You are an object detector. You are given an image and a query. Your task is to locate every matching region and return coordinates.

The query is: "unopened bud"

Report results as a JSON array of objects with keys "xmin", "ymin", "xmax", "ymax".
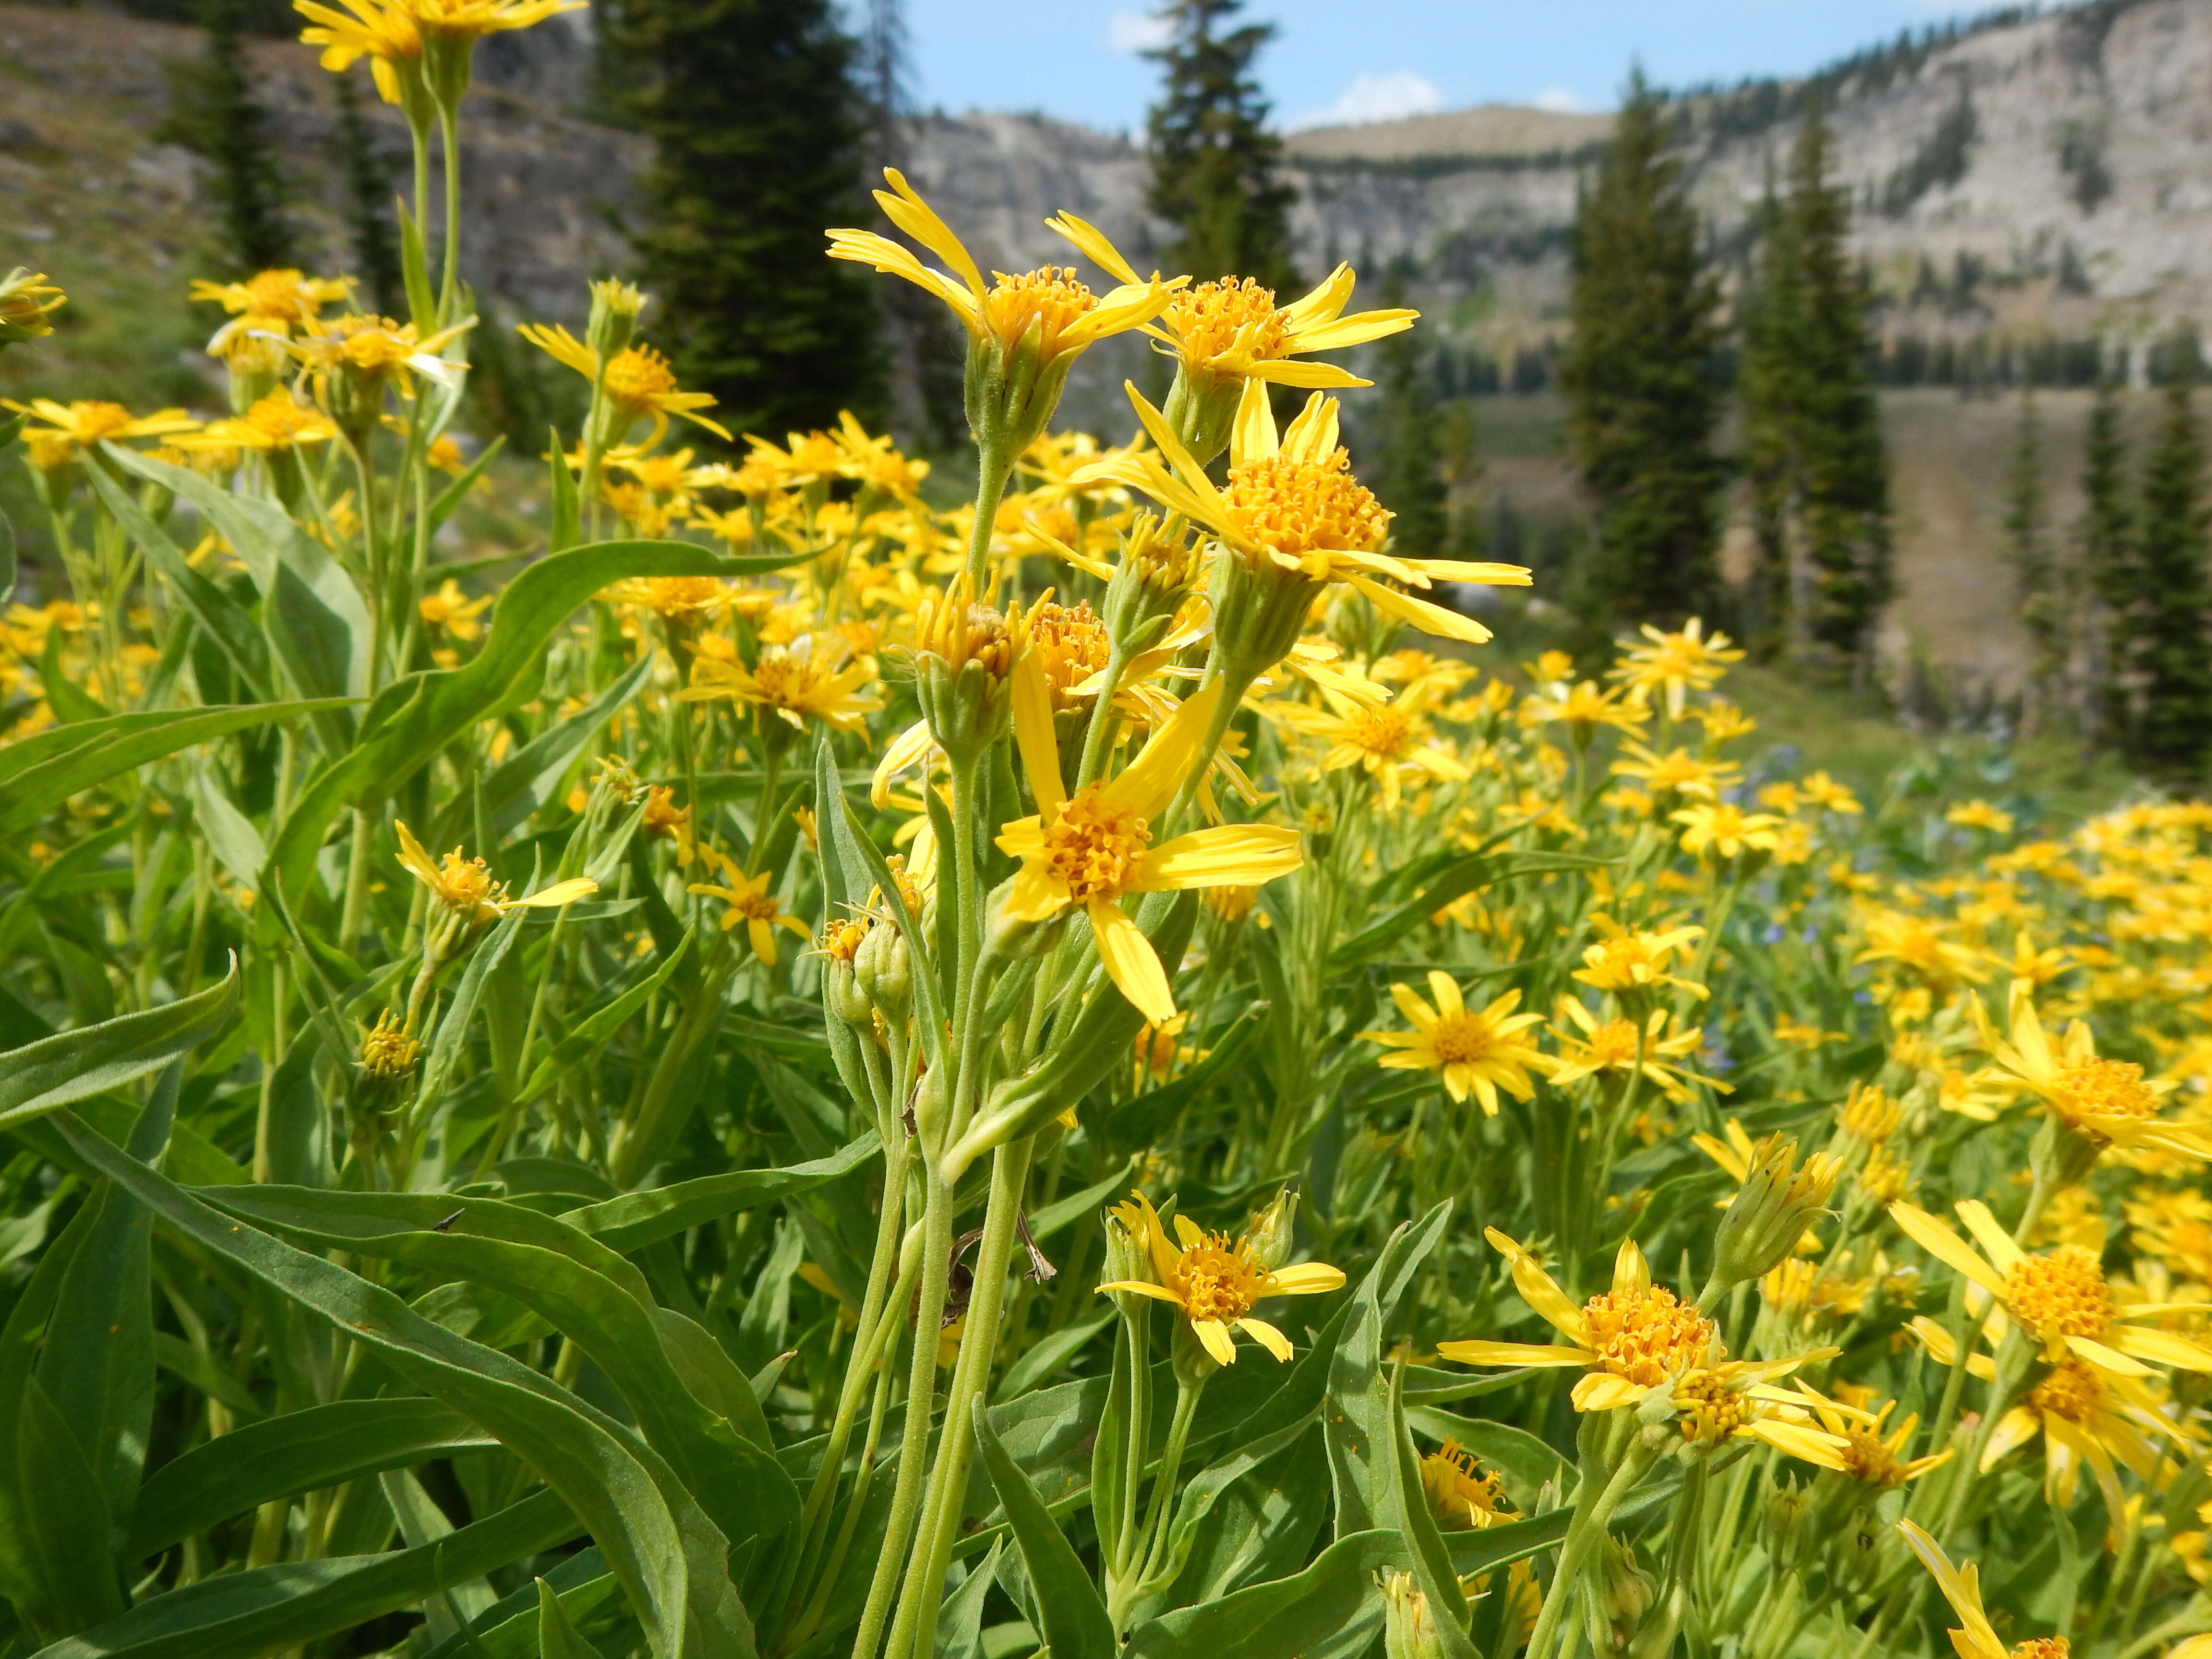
[
  {"xmin": 587, "ymin": 279, "xmax": 646, "ymax": 361},
  {"xmin": 1380, "ymin": 1572, "xmax": 1444, "ymax": 1659},
  {"xmin": 1597, "ymin": 1534, "xmax": 1656, "ymax": 1651},
  {"xmin": 1244, "ymin": 1187, "xmax": 1300, "ymax": 1273},
  {"xmin": 854, "ymin": 918, "xmax": 912, "ymax": 1015},
  {"xmin": 1711, "ymin": 1134, "xmax": 1841, "ymax": 1293}
]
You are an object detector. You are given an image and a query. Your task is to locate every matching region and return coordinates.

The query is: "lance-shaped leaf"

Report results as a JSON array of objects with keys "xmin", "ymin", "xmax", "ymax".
[
  {"xmin": 974, "ymin": 1398, "xmax": 1113, "ymax": 1659},
  {"xmin": 0, "ymin": 966, "xmax": 237, "ymax": 1132},
  {"xmin": 1122, "ymin": 1528, "xmax": 1408, "ymax": 1659}
]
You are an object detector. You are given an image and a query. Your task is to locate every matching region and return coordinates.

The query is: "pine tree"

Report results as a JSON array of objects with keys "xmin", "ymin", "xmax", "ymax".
[
  {"xmin": 2128, "ymin": 332, "xmax": 2212, "ymax": 781},
  {"xmin": 1556, "ymin": 73, "xmax": 1724, "ymax": 625},
  {"xmin": 2002, "ymin": 386, "xmax": 2066, "ymax": 730},
  {"xmin": 1373, "ymin": 269, "xmax": 1446, "ymax": 557},
  {"xmin": 1736, "ymin": 183, "xmax": 1799, "ymax": 660},
  {"xmin": 601, "ymin": 0, "xmax": 883, "ymax": 438},
  {"xmin": 2078, "ymin": 373, "xmax": 2136, "ymax": 747},
  {"xmin": 160, "ymin": 0, "xmax": 293, "ymax": 274},
  {"xmin": 1786, "ymin": 108, "xmax": 1892, "ymax": 683},
  {"xmin": 1144, "ymin": 0, "xmax": 1296, "ymax": 287},
  {"xmin": 331, "ymin": 71, "xmax": 404, "ymax": 316}
]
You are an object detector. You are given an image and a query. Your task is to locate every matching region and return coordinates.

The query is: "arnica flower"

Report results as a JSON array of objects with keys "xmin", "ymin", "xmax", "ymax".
[
  {"xmin": 298, "ymin": 0, "xmax": 580, "ymax": 108},
  {"xmin": 1973, "ymin": 978, "xmax": 2212, "ymax": 1163},
  {"xmin": 358, "ymin": 1009, "xmax": 421, "ymax": 1081},
  {"xmin": 1077, "ymin": 379, "xmax": 1530, "ymax": 656},
  {"xmin": 1607, "ymin": 618, "xmax": 1745, "ymax": 720},
  {"xmin": 1609, "ymin": 742, "xmax": 1739, "ymax": 805},
  {"xmin": 1358, "ymin": 973, "xmax": 1551, "ymax": 1114},
  {"xmin": 999, "ymin": 671, "xmax": 1303, "ymax": 1024},
  {"xmin": 1672, "ymin": 801, "xmax": 1785, "ymax": 864},
  {"xmin": 679, "ymin": 636, "xmax": 882, "ymax": 735},
  {"xmin": 1572, "ymin": 914, "xmax": 1708, "ymax": 1003},
  {"xmin": 1911, "ymin": 1322, "xmax": 2184, "ymax": 1522},
  {"xmin": 1795, "ymin": 1389, "xmax": 1952, "ymax": 1489},
  {"xmin": 599, "ymin": 575, "xmax": 735, "ymax": 624},
  {"xmin": 1440, "ymin": 1232, "xmax": 1721, "ymax": 1410},
  {"xmin": 1660, "ymin": 1365, "xmax": 1854, "ymax": 1470},
  {"xmin": 688, "ymin": 868, "xmax": 811, "ymax": 966},
  {"xmin": 418, "ymin": 578, "xmax": 491, "ymax": 641},
  {"xmin": 0, "ymin": 269, "xmax": 66, "ymax": 346},
  {"xmin": 1890, "ymin": 1198, "xmax": 2212, "ymax": 1376},
  {"xmin": 174, "ymin": 390, "xmax": 341, "ymax": 456},
  {"xmin": 1418, "ymin": 1440, "xmax": 1517, "ymax": 1529},
  {"xmin": 1095, "ymin": 1190, "xmax": 1344, "ymax": 1366},
  {"xmin": 191, "ymin": 268, "xmax": 354, "ymax": 353},
  {"xmin": 4, "ymin": 398, "xmax": 199, "ymax": 463},
  {"xmin": 288, "ymin": 313, "xmax": 472, "ymax": 396},
  {"xmin": 1547, "ymin": 1001, "xmax": 1722, "ymax": 1104},
  {"xmin": 1273, "ymin": 682, "xmax": 1470, "ymax": 813},
  {"xmin": 394, "ymin": 820, "xmax": 595, "ymax": 926},
  {"xmin": 518, "ymin": 323, "xmax": 733, "ymax": 445},
  {"xmin": 1521, "ymin": 679, "xmax": 1648, "ymax": 744},
  {"xmin": 1898, "ymin": 1521, "xmax": 2072, "ymax": 1659}
]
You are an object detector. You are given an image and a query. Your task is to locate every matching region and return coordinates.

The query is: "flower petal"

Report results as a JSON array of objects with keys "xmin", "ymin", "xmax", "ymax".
[{"xmin": 1091, "ymin": 899, "xmax": 1177, "ymax": 1024}]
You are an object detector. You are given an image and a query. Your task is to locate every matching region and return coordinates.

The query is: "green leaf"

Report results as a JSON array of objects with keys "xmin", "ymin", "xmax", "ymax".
[
  {"xmin": 0, "ymin": 704, "xmax": 353, "ymax": 837},
  {"xmin": 972, "ymin": 1397, "xmax": 1114, "ymax": 1659},
  {"xmin": 427, "ymin": 434, "xmax": 505, "ymax": 536},
  {"xmin": 51, "ymin": 1111, "xmax": 752, "ymax": 1659},
  {"xmin": 192, "ymin": 765, "xmax": 268, "ymax": 895},
  {"xmin": 1330, "ymin": 852, "xmax": 1615, "ymax": 969},
  {"xmin": 127, "ymin": 1398, "xmax": 496, "ymax": 1558},
  {"xmin": 1140, "ymin": 1413, "xmax": 1317, "ymax": 1613},
  {"xmin": 539, "ymin": 1575, "xmax": 612, "ymax": 1659},
  {"xmin": 82, "ymin": 460, "xmax": 272, "ymax": 701},
  {"xmin": 264, "ymin": 538, "xmax": 811, "ymax": 906},
  {"xmin": 1122, "ymin": 1528, "xmax": 1406, "ymax": 1659},
  {"xmin": 937, "ymin": 1543, "xmax": 1002, "ymax": 1659},
  {"xmin": 559, "ymin": 1130, "xmax": 878, "ymax": 1255},
  {"xmin": 516, "ymin": 930, "xmax": 693, "ymax": 1105},
  {"xmin": 486, "ymin": 649, "xmax": 655, "ymax": 835},
  {"xmin": 36, "ymin": 1489, "xmax": 581, "ymax": 1659},
  {"xmin": 0, "ymin": 1196, "xmax": 92, "ymax": 1633},
  {"xmin": 1403, "ymin": 1409, "xmax": 1564, "ymax": 1507},
  {"xmin": 16, "ymin": 1371, "xmax": 124, "ymax": 1635},
  {"xmin": 0, "ymin": 966, "xmax": 238, "ymax": 1131}
]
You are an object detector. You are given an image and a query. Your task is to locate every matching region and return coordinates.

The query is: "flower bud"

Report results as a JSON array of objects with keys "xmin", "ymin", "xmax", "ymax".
[
  {"xmin": 1597, "ymin": 1534, "xmax": 1656, "ymax": 1653},
  {"xmin": 1207, "ymin": 545, "xmax": 1325, "ymax": 686},
  {"xmin": 913, "ymin": 578, "xmax": 1017, "ymax": 764},
  {"xmin": 1380, "ymin": 1572, "xmax": 1444, "ymax": 1659},
  {"xmin": 587, "ymin": 279, "xmax": 646, "ymax": 363},
  {"xmin": 1161, "ymin": 364, "xmax": 1243, "ymax": 470},
  {"xmin": 1243, "ymin": 1187, "xmax": 1300, "ymax": 1274},
  {"xmin": 1101, "ymin": 513, "xmax": 1201, "ymax": 654},
  {"xmin": 854, "ymin": 918, "xmax": 912, "ymax": 1016},
  {"xmin": 1710, "ymin": 1133, "xmax": 1842, "ymax": 1294}
]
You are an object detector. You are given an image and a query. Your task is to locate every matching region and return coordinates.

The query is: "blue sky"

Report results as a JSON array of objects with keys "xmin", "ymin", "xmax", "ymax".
[{"xmin": 901, "ymin": 0, "xmax": 1987, "ymax": 133}]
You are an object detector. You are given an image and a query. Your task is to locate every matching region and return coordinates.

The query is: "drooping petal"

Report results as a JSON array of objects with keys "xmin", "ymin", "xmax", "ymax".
[
  {"xmin": 873, "ymin": 169, "xmax": 985, "ymax": 298},
  {"xmin": 1236, "ymin": 1316, "xmax": 1293, "ymax": 1361},
  {"xmin": 1101, "ymin": 676, "xmax": 1224, "ymax": 822},
  {"xmin": 1571, "ymin": 1372, "xmax": 1647, "ymax": 1412},
  {"xmin": 1097, "ymin": 1279, "xmax": 1186, "ymax": 1304},
  {"xmin": 1010, "ymin": 651, "xmax": 1066, "ymax": 822},
  {"xmin": 1345, "ymin": 576, "xmax": 1494, "ymax": 644},
  {"xmin": 1192, "ymin": 1318, "xmax": 1238, "ymax": 1367},
  {"xmin": 1954, "ymin": 1200, "xmax": 2028, "ymax": 1273},
  {"xmin": 1091, "ymin": 899, "xmax": 1177, "ymax": 1024},
  {"xmin": 1046, "ymin": 212, "xmax": 1142, "ymax": 285}
]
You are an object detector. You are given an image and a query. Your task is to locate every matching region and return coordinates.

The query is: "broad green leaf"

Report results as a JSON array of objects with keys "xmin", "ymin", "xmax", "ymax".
[
  {"xmin": 540, "ymin": 1575, "xmax": 613, "ymax": 1659},
  {"xmin": 937, "ymin": 1543, "xmax": 1002, "ymax": 1659},
  {"xmin": 52, "ymin": 1112, "xmax": 751, "ymax": 1659},
  {"xmin": 419, "ymin": 1551, "xmax": 624, "ymax": 1659},
  {"xmin": 0, "ymin": 705, "xmax": 353, "ymax": 837},
  {"xmin": 34, "ymin": 1489, "xmax": 580, "ymax": 1659},
  {"xmin": 559, "ymin": 1130, "xmax": 878, "ymax": 1255},
  {"xmin": 128, "ymin": 1398, "xmax": 496, "ymax": 1558},
  {"xmin": 1122, "ymin": 1528, "xmax": 1406, "ymax": 1659},
  {"xmin": 0, "ymin": 966, "xmax": 238, "ymax": 1131},
  {"xmin": 972, "ymin": 1398, "xmax": 1114, "ymax": 1659},
  {"xmin": 1139, "ymin": 1413, "xmax": 1317, "ymax": 1618},
  {"xmin": 0, "ymin": 1198, "xmax": 92, "ymax": 1634},
  {"xmin": 264, "ymin": 538, "xmax": 812, "ymax": 905},
  {"xmin": 1168, "ymin": 1421, "xmax": 1330, "ymax": 1608},
  {"xmin": 16, "ymin": 1372, "xmax": 123, "ymax": 1636},
  {"xmin": 192, "ymin": 765, "xmax": 268, "ymax": 896}
]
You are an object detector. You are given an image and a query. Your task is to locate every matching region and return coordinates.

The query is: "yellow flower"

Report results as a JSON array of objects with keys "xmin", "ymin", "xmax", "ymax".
[
  {"xmin": 1440, "ymin": 1232, "xmax": 1720, "ymax": 1411},
  {"xmin": 678, "ymin": 636, "xmax": 881, "ymax": 734},
  {"xmin": 4, "ymin": 398, "xmax": 199, "ymax": 463},
  {"xmin": 517, "ymin": 323, "xmax": 733, "ymax": 445},
  {"xmin": 1359, "ymin": 973, "xmax": 1552, "ymax": 1114},
  {"xmin": 1419, "ymin": 1439, "xmax": 1518, "ymax": 1529},
  {"xmin": 1275, "ymin": 682, "xmax": 1470, "ymax": 811},
  {"xmin": 1573, "ymin": 914, "xmax": 1707, "ymax": 1001},
  {"xmin": 174, "ymin": 391, "xmax": 340, "ymax": 455},
  {"xmin": 1671, "ymin": 801, "xmax": 1784, "ymax": 863},
  {"xmin": 829, "ymin": 171, "xmax": 1172, "ymax": 371},
  {"xmin": 1609, "ymin": 741, "xmax": 1739, "ymax": 804},
  {"xmin": 1095, "ymin": 1190, "xmax": 1344, "ymax": 1366},
  {"xmin": 1522, "ymin": 679, "xmax": 1647, "ymax": 740},
  {"xmin": 297, "ymin": 0, "xmax": 578, "ymax": 105},
  {"xmin": 418, "ymin": 578, "xmax": 491, "ymax": 641},
  {"xmin": 1898, "ymin": 1521, "xmax": 2070, "ymax": 1659},
  {"xmin": 394, "ymin": 819, "xmax": 595, "ymax": 926},
  {"xmin": 1947, "ymin": 799, "xmax": 2017, "ymax": 836},
  {"xmin": 1057, "ymin": 237, "xmax": 1415, "ymax": 392},
  {"xmin": 358, "ymin": 1008, "xmax": 421, "ymax": 1080},
  {"xmin": 1797, "ymin": 770, "xmax": 1863, "ymax": 814},
  {"xmin": 600, "ymin": 574, "xmax": 735, "ymax": 623},
  {"xmin": 1076, "ymin": 378, "xmax": 1530, "ymax": 646},
  {"xmin": 289, "ymin": 312, "xmax": 471, "ymax": 393},
  {"xmin": 1548, "ymin": 1000, "xmax": 1722, "ymax": 1103},
  {"xmin": 1890, "ymin": 1198, "xmax": 2212, "ymax": 1375},
  {"xmin": 1661, "ymin": 1364, "xmax": 1854, "ymax": 1470},
  {"xmin": 0, "ymin": 269, "xmax": 66, "ymax": 345},
  {"xmin": 1973, "ymin": 978, "xmax": 2210, "ymax": 1163},
  {"xmin": 688, "ymin": 868, "xmax": 811, "ymax": 965},
  {"xmin": 998, "ymin": 670, "xmax": 1303, "ymax": 1024},
  {"xmin": 1796, "ymin": 1389, "xmax": 1954, "ymax": 1488},
  {"xmin": 191, "ymin": 268, "xmax": 354, "ymax": 352},
  {"xmin": 1608, "ymin": 618, "xmax": 1744, "ymax": 719}
]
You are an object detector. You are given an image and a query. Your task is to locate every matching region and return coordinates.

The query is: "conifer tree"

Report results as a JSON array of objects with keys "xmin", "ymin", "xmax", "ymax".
[
  {"xmin": 161, "ymin": 0, "xmax": 294, "ymax": 274},
  {"xmin": 2128, "ymin": 333, "xmax": 2212, "ymax": 781},
  {"xmin": 1786, "ymin": 108, "xmax": 1892, "ymax": 682},
  {"xmin": 1373, "ymin": 269, "xmax": 1446, "ymax": 557},
  {"xmin": 601, "ymin": 0, "xmax": 883, "ymax": 437},
  {"xmin": 1737, "ymin": 184, "xmax": 1798, "ymax": 660},
  {"xmin": 2002, "ymin": 386, "xmax": 2065, "ymax": 730},
  {"xmin": 2078, "ymin": 373, "xmax": 2136, "ymax": 747},
  {"xmin": 1144, "ymin": 0, "xmax": 1296, "ymax": 286},
  {"xmin": 1556, "ymin": 73, "xmax": 1723, "ymax": 625}
]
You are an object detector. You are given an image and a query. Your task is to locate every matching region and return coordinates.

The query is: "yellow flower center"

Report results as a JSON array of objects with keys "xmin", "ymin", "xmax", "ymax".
[
  {"xmin": 2003, "ymin": 1248, "xmax": 2113, "ymax": 1343},
  {"xmin": 1582, "ymin": 1284, "xmax": 1717, "ymax": 1386},
  {"xmin": 916, "ymin": 583, "xmax": 1015, "ymax": 674},
  {"xmin": 1342, "ymin": 705, "xmax": 1419, "ymax": 762},
  {"xmin": 636, "ymin": 576, "xmax": 727, "ymax": 617},
  {"xmin": 1171, "ymin": 1233, "xmax": 1267, "ymax": 1324},
  {"xmin": 1583, "ymin": 1018, "xmax": 1644, "ymax": 1067},
  {"xmin": 359, "ymin": 1011, "xmax": 419, "ymax": 1079},
  {"xmin": 1028, "ymin": 601, "xmax": 1111, "ymax": 708},
  {"xmin": 1430, "ymin": 1011, "xmax": 1506, "ymax": 1067},
  {"xmin": 819, "ymin": 916, "xmax": 870, "ymax": 964},
  {"xmin": 68, "ymin": 402, "xmax": 139, "ymax": 443},
  {"xmin": 1223, "ymin": 450, "xmax": 1390, "ymax": 564},
  {"xmin": 1670, "ymin": 1368, "xmax": 1752, "ymax": 1445},
  {"xmin": 730, "ymin": 889, "xmax": 781, "ymax": 924},
  {"xmin": 430, "ymin": 851, "xmax": 499, "ymax": 915},
  {"xmin": 1167, "ymin": 277, "xmax": 1287, "ymax": 373},
  {"xmin": 2010, "ymin": 1640, "xmax": 2070, "ymax": 1659},
  {"xmin": 2052, "ymin": 1056, "xmax": 2160, "ymax": 1125},
  {"xmin": 602, "ymin": 345, "xmax": 681, "ymax": 411},
  {"xmin": 1839, "ymin": 1426, "xmax": 1907, "ymax": 1487},
  {"xmin": 1041, "ymin": 788, "xmax": 1151, "ymax": 907},
  {"xmin": 2024, "ymin": 1358, "xmax": 2106, "ymax": 1422},
  {"xmin": 982, "ymin": 267, "xmax": 1097, "ymax": 358},
  {"xmin": 749, "ymin": 649, "xmax": 835, "ymax": 711}
]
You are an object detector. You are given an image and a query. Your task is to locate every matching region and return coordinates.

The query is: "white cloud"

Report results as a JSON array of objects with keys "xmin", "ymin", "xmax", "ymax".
[
  {"xmin": 1106, "ymin": 10, "xmax": 1174, "ymax": 53},
  {"xmin": 1289, "ymin": 71, "xmax": 1447, "ymax": 132},
  {"xmin": 1532, "ymin": 87, "xmax": 1585, "ymax": 113}
]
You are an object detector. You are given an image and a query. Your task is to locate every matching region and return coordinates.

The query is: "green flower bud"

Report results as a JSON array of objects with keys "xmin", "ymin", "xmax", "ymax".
[
  {"xmin": 1380, "ymin": 1572, "xmax": 1444, "ymax": 1659},
  {"xmin": 1709, "ymin": 1132, "xmax": 1842, "ymax": 1295},
  {"xmin": 854, "ymin": 917, "xmax": 912, "ymax": 1016},
  {"xmin": 587, "ymin": 279, "xmax": 646, "ymax": 363}
]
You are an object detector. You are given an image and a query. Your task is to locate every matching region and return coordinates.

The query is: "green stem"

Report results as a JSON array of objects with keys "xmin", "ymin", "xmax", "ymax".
[
  {"xmin": 966, "ymin": 443, "xmax": 1013, "ymax": 591},
  {"xmin": 435, "ymin": 101, "xmax": 463, "ymax": 327}
]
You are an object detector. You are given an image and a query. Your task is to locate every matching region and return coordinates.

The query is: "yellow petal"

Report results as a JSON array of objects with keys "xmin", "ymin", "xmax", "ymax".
[
  {"xmin": 1193, "ymin": 1318, "xmax": 1238, "ymax": 1366},
  {"xmin": 1046, "ymin": 211, "xmax": 1142, "ymax": 285},
  {"xmin": 1102, "ymin": 676, "xmax": 1224, "ymax": 822},
  {"xmin": 512, "ymin": 877, "xmax": 597, "ymax": 909},
  {"xmin": 1345, "ymin": 576, "xmax": 1494, "ymax": 645},
  {"xmin": 1435, "ymin": 1340, "xmax": 1593, "ymax": 1368},
  {"xmin": 1134, "ymin": 824, "xmax": 1303, "ymax": 890},
  {"xmin": 1888, "ymin": 1202, "xmax": 2007, "ymax": 1298},
  {"xmin": 1571, "ymin": 1372, "xmax": 1647, "ymax": 1412},
  {"xmin": 1091, "ymin": 899, "xmax": 1176, "ymax": 1024},
  {"xmin": 1954, "ymin": 1200, "xmax": 2026, "ymax": 1273},
  {"xmin": 1098, "ymin": 1279, "xmax": 1185, "ymax": 1304},
  {"xmin": 1237, "ymin": 1316, "xmax": 1293, "ymax": 1361},
  {"xmin": 1010, "ymin": 651, "xmax": 1066, "ymax": 823},
  {"xmin": 873, "ymin": 169, "xmax": 985, "ymax": 298},
  {"xmin": 2109, "ymin": 1326, "xmax": 2212, "ymax": 1372},
  {"xmin": 1232, "ymin": 374, "xmax": 1278, "ymax": 464},
  {"xmin": 1264, "ymin": 1262, "xmax": 1347, "ymax": 1296}
]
